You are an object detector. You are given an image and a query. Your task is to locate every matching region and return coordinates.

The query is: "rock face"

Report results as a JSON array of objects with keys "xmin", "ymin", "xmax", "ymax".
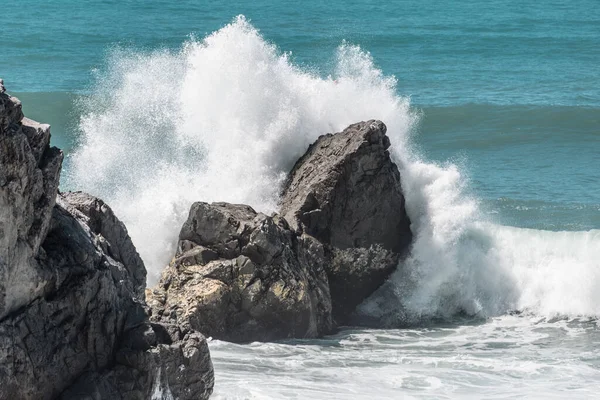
[
  {"xmin": 0, "ymin": 84, "xmax": 63, "ymax": 322},
  {"xmin": 280, "ymin": 120, "xmax": 412, "ymax": 323},
  {"xmin": 60, "ymin": 191, "xmax": 147, "ymax": 298},
  {"xmin": 148, "ymin": 202, "xmax": 332, "ymax": 342},
  {"xmin": 0, "ymin": 82, "xmax": 213, "ymax": 400}
]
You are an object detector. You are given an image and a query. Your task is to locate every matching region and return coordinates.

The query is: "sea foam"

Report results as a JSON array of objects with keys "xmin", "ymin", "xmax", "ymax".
[{"xmin": 67, "ymin": 16, "xmax": 600, "ymax": 320}]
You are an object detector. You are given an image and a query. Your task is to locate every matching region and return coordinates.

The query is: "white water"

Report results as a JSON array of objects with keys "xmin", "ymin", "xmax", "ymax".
[
  {"xmin": 67, "ymin": 17, "xmax": 600, "ymax": 398},
  {"xmin": 69, "ymin": 16, "xmax": 600, "ymax": 320},
  {"xmin": 209, "ymin": 316, "xmax": 600, "ymax": 399},
  {"xmin": 68, "ymin": 16, "xmax": 415, "ymax": 285}
]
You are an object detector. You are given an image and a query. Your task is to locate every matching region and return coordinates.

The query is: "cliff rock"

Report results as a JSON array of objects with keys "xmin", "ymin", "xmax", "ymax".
[
  {"xmin": 0, "ymin": 82, "xmax": 213, "ymax": 399},
  {"xmin": 0, "ymin": 82, "xmax": 62, "ymax": 322}
]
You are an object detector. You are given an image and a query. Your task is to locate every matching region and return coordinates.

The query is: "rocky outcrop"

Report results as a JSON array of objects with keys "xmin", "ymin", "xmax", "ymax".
[
  {"xmin": 0, "ymin": 82, "xmax": 213, "ymax": 399},
  {"xmin": 147, "ymin": 202, "xmax": 332, "ymax": 342},
  {"xmin": 149, "ymin": 120, "xmax": 413, "ymax": 340},
  {"xmin": 280, "ymin": 120, "xmax": 412, "ymax": 323},
  {"xmin": 0, "ymin": 82, "xmax": 63, "ymax": 322}
]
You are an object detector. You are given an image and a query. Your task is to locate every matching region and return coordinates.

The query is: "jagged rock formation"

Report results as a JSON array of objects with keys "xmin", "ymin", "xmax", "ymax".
[
  {"xmin": 147, "ymin": 202, "xmax": 332, "ymax": 342},
  {"xmin": 60, "ymin": 191, "xmax": 147, "ymax": 297},
  {"xmin": 279, "ymin": 120, "xmax": 412, "ymax": 323},
  {"xmin": 0, "ymin": 82, "xmax": 213, "ymax": 400},
  {"xmin": 0, "ymin": 83, "xmax": 62, "ymax": 322},
  {"xmin": 149, "ymin": 120, "xmax": 413, "ymax": 341}
]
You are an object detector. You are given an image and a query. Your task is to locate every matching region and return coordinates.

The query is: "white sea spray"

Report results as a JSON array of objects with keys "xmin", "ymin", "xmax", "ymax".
[{"xmin": 68, "ymin": 15, "xmax": 600, "ymax": 320}]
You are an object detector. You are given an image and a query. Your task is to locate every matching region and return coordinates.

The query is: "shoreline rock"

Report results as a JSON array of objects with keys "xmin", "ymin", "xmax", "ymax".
[
  {"xmin": 0, "ymin": 87, "xmax": 63, "ymax": 322},
  {"xmin": 0, "ymin": 82, "xmax": 214, "ymax": 400},
  {"xmin": 149, "ymin": 120, "xmax": 413, "ymax": 341}
]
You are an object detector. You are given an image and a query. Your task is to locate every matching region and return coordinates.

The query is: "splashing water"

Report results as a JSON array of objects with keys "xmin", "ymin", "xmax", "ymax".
[
  {"xmin": 67, "ymin": 16, "xmax": 415, "ymax": 285},
  {"xmin": 68, "ymin": 15, "xmax": 600, "ymax": 321}
]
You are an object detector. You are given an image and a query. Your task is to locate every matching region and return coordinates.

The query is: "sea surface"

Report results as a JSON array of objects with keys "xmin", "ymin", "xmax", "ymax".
[{"xmin": 2, "ymin": 1, "xmax": 600, "ymax": 398}]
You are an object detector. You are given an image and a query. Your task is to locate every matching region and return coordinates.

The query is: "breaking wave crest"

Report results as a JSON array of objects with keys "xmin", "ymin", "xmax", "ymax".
[{"xmin": 67, "ymin": 16, "xmax": 600, "ymax": 321}]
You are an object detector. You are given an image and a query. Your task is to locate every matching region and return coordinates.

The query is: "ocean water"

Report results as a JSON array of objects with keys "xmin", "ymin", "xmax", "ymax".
[{"xmin": 2, "ymin": 2, "xmax": 600, "ymax": 398}]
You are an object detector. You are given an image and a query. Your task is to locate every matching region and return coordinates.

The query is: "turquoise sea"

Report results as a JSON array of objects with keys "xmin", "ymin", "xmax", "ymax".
[{"xmin": 2, "ymin": 1, "xmax": 600, "ymax": 398}]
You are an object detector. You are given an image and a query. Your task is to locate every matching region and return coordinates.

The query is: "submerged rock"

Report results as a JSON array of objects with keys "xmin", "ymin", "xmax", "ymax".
[
  {"xmin": 148, "ymin": 202, "xmax": 332, "ymax": 342},
  {"xmin": 280, "ymin": 120, "xmax": 412, "ymax": 323},
  {"xmin": 0, "ymin": 84, "xmax": 213, "ymax": 399}
]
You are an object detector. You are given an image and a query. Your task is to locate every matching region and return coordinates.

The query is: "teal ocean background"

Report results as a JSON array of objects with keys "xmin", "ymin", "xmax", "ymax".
[
  {"xmin": 3, "ymin": 0, "xmax": 599, "ymax": 232},
  {"xmin": 2, "ymin": 2, "xmax": 600, "ymax": 398}
]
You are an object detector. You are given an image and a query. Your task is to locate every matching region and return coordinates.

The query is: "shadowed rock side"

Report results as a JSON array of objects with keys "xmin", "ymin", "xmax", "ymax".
[
  {"xmin": 147, "ymin": 202, "xmax": 332, "ymax": 343},
  {"xmin": 60, "ymin": 191, "xmax": 147, "ymax": 298},
  {"xmin": 280, "ymin": 120, "xmax": 413, "ymax": 323},
  {"xmin": 0, "ymin": 82, "xmax": 213, "ymax": 400},
  {"xmin": 0, "ymin": 83, "xmax": 62, "ymax": 322}
]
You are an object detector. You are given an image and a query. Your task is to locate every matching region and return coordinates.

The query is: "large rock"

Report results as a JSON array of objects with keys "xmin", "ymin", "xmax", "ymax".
[
  {"xmin": 0, "ymin": 82, "xmax": 213, "ymax": 399},
  {"xmin": 0, "ymin": 82, "xmax": 62, "ymax": 321},
  {"xmin": 280, "ymin": 120, "xmax": 412, "ymax": 323},
  {"xmin": 147, "ymin": 202, "xmax": 332, "ymax": 342}
]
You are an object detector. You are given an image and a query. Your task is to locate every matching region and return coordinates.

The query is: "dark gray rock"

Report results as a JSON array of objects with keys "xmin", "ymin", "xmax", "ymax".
[
  {"xmin": 0, "ymin": 83, "xmax": 213, "ymax": 400},
  {"xmin": 0, "ymin": 89, "xmax": 62, "ymax": 322},
  {"xmin": 280, "ymin": 120, "xmax": 412, "ymax": 323},
  {"xmin": 58, "ymin": 326, "xmax": 213, "ymax": 400},
  {"xmin": 60, "ymin": 191, "xmax": 147, "ymax": 299},
  {"xmin": 0, "ymin": 194, "xmax": 214, "ymax": 400},
  {"xmin": 148, "ymin": 202, "xmax": 332, "ymax": 343}
]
